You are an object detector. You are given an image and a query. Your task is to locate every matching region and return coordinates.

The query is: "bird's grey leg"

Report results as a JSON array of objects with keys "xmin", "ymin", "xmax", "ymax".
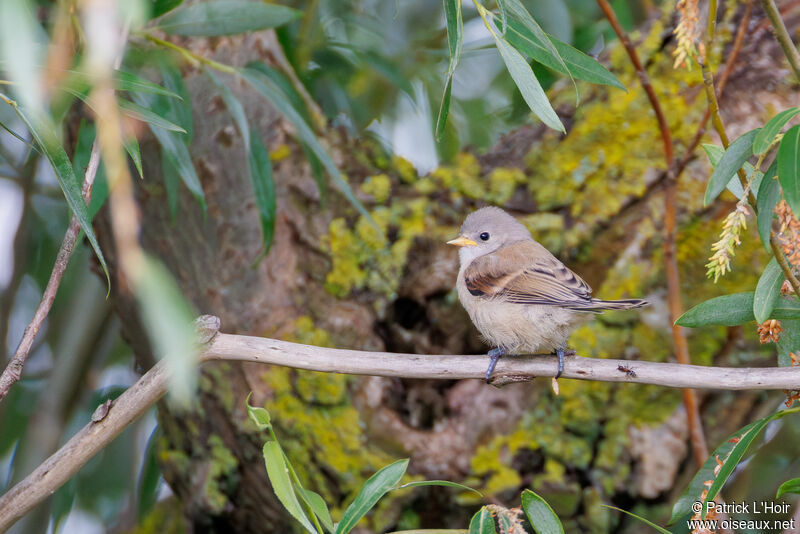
[
  {"xmin": 555, "ymin": 346, "xmax": 566, "ymax": 379},
  {"xmin": 486, "ymin": 347, "xmax": 506, "ymax": 382}
]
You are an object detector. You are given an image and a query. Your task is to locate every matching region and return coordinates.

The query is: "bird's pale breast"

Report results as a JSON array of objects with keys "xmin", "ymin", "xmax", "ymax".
[{"xmin": 457, "ymin": 270, "xmax": 589, "ymax": 354}]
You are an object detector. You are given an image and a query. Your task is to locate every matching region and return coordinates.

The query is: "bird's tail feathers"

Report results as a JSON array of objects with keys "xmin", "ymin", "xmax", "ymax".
[{"xmin": 578, "ymin": 298, "xmax": 648, "ymax": 312}]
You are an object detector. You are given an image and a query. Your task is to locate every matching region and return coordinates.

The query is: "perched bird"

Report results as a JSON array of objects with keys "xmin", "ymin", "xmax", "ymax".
[{"xmin": 447, "ymin": 207, "xmax": 647, "ymax": 382}]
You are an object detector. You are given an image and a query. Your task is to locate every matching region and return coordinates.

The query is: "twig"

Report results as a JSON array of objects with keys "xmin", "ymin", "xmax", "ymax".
[
  {"xmin": 760, "ymin": 0, "xmax": 800, "ymax": 81},
  {"xmin": 596, "ymin": 0, "xmax": 710, "ymax": 467},
  {"xmin": 3, "ymin": 325, "xmax": 800, "ymax": 531},
  {"xmin": 0, "ymin": 141, "xmax": 102, "ymax": 402}
]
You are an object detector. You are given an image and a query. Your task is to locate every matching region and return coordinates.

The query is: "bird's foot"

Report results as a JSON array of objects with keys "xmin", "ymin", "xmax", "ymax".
[
  {"xmin": 551, "ymin": 348, "xmax": 576, "ymax": 380},
  {"xmin": 486, "ymin": 347, "xmax": 506, "ymax": 383}
]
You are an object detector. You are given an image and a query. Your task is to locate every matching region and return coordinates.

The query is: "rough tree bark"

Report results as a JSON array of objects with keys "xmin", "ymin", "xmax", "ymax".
[{"xmin": 88, "ymin": 3, "xmax": 800, "ymax": 532}]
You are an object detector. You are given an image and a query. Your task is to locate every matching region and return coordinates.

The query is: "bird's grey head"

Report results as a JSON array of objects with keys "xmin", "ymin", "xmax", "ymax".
[{"xmin": 447, "ymin": 207, "xmax": 532, "ymax": 265}]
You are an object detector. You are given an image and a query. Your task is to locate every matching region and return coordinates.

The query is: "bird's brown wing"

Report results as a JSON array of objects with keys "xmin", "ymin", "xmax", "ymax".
[{"xmin": 464, "ymin": 240, "xmax": 594, "ymax": 307}]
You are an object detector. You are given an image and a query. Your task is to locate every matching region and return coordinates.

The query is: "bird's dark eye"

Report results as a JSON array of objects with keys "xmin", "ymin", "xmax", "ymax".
[{"xmin": 479, "ymin": 232, "xmax": 490, "ymax": 241}]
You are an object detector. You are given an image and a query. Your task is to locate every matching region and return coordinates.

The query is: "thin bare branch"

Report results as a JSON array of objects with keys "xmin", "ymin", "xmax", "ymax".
[
  {"xmin": 0, "ymin": 141, "xmax": 102, "ymax": 402},
  {"xmin": 2, "ymin": 321, "xmax": 800, "ymax": 532},
  {"xmin": 596, "ymin": 0, "xmax": 710, "ymax": 466},
  {"xmin": 760, "ymin": 0, "xmax": 800, "ymax": 81}
]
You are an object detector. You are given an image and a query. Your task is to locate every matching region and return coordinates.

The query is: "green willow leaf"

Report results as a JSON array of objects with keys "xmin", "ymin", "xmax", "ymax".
[
  {"xmin": 702, "ymin": 144, "xmax": 746, "ymax": 199},
  {"xmin": 521, "ymin": 489, "xmax": 564, "ymax": 534},
  {"xmin": 132, "ymin": 92, "xmax": 205, "ymax": 212},
  {"xmin": 778, "ymin": 125, "xmax": 800, "ymax": 216},
  {"xmin": 136, "ymin": 254, "xmax": 199, "ymax": 403},
  {"xmin": 435, "ymin": 0, "xmax": 463, "ymax": 141},
  {"xmin": 468, "ymin": 507, "xmax": 496, "ymax": 534},
  {"xmin": 13, "ymin": 106, "xmax": 109, "ymax": 285},
  {"xmin": 158, "ymin": 0, "xmax": 301, "ymax": 36},
  {"xmin": 117, "ymin": 98, "xmax": 186, "ymax": 133},
  {"xmin": 159, "ymin": 63, "xmax": 193, "ymax": 140},
  {"xmin": 247, "ymin": 128, "xmax": 277, "ymax": 254},
  {"xmin": 245, "ymin": 393, "xmax": 271, "ymax": 430},
  {"xmin": 298, "ymin": 487, "xmax": 334, "ymax": 534},
  {"xmin": 477, "ymin": 6, "xmax": 563, "ymax": 133},
  {"xmin": 704, "ymin": 129, "xmax": 759, "ymax": 205},
  {"xmin": 150, "ymin": 0, "xmax": 184, "ymax": 19},
  {"xmin": 777, "ymin": 318, "xmax": 800, "ymax": 367},
  {"xmin": 124, "ymin": 135, "xmax": 143, "ymax": 179},
  {"xmin": 394, "ymin": 480, "xmax": 482, "ymax": 496},
  {"xmin": 603, "ymin": 506, "xmax": 670, "ymax": 534},
  {"xmin": 757, "ymin": 159, "xmax": 780, "ymax": 251},
  {"xmin": 754, "ymin": 258, "xmax": 783, "ymax": 323},
  {"xmin": 753, "ymin": 107, "xmax": 800, "ymax": 155},
  {"xmin": 670, "ymin": 408, "xmax": 800, "ymax": 524},
  {"xmin": 240, "ymin": 67, "xmax": 374, "ymax": 226},
  {"xmin": 776, "ymin": 478, "xmax": 800, "ymax": 499},
  {"xmin": 262, "ymin": 441, "xmax": 317, "ymax": 534},
  {"xmin": 699, "ymin": 407, "xmax": 800, "ymax": 519},
  {"xmin": 137, "ymin": 427, "xmax": 162, "ymax": 521},
  {"xmin": 503, "ymin": 18, "xmax": 623, "ymax": 89},
  {"xmin": 497, "ymin": 0, "xmax": 576, "ymax": 102},
  {"xmin": 336, "ymin": 459, "xmax": 409, "ymax": 534},
  {"xmin": 675, "ymin": 292, "xmax": 756, "ymax": 327}
]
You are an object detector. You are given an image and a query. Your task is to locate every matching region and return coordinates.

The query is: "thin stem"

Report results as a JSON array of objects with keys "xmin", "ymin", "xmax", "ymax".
[
  {"xmin": 139, "ymin": 32, "xmax": 237, "ymax": 74},
  {"xmin": 760, "ymin": 0, "xmax": 800, "ymax": 82},
  {"xmin": 596, "ymin": 0, "xmax": 709, "ymax": 467}
]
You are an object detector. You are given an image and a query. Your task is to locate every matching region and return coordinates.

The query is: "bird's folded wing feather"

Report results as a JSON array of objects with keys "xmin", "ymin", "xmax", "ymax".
[{"xmin": 464, "ymin": 240, "xmax": 593, "ymax": 306}]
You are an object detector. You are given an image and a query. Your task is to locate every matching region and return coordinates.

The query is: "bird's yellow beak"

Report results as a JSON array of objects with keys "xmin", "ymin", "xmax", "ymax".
[{"xmin": 447, "ymin": 235, "xmax": 478, "ymax": 247}]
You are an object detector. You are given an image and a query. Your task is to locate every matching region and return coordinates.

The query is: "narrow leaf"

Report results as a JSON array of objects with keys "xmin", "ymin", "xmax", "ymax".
[
  {"xmin": 754, "ymin": 258, "xmax": 783, "ymax": 323},
  {"xmin": 603, "ymin": 506, "xmax": 670, "ymax": 534},
  {"xmin": 263, "ymin": 441, "xmax": 317, "ymax": 534},
  {"xmin": 150, "ymin": 0, "xmax": 184, "ymax": 19},
  {"xmin": 776, "ymin": 478, "xmax": 800, "ymax": 499},
  {"xmin": 504, "ymin": 18, "xmax": 623, "ymax": 89},
  {"xmin": 395, "ymin": 480, "xmax": 483, "ymax": 496},
  {"xmin": 240, "ymin": 67, "xmax": 374, "ymax": 225},
  {"xmin": 435, "ymin": 0, "xmax": 463, "ymax": 141},
  {"xmin": 336, "ymin": 459, "xmax": 409, "ymax": 534},
  {"xmin": 115, "ymin": 70, "xmax": 183, "ymax": 99},
  {"xmin": 298, "ymin": 487, "xmax": 335, "ymax": 533},
  {"xmin": 777, "ymin": 318, "xmax": 800, "ymax": 367},
  {"xmin": 248, "ymin": 128, "xmax": 277, "ymax": 253},
  {"xmin": 137, "ymin": 427, "xmax": 162, "ymax": 521},
  {"xmin": 245, "ymin": 393, "xmax": 271, "ymax": 430},
  {"xmin": 702, "ymin": 144, "xmax": 745, "ymax": 199},
  {"xmin": 497, "ymin": 0, "xmax": 576, "ymax": 101},
  {"xmin": 159, "ymin": 63, "xmax": 193, "ymax": 141},
  {"xmin": 132, "ymin": 93, "xmax": 205, "ymax": 210},
  {"xmin": 118, "ymin": 98, "xmax": 187, "ymax": 133},
  {"xmin": 757, "ymin": 159, "xmax": 780, "ymax": 251},
  {"xmin": 701, "ymin": 407, "xmax": 800, "ymax": 518},
  {"xmin": 136, "ymin": 255, "xmax": 198, "ymax": 403},
  {"xmin": 469, "ymin": 507, "xmax": 496, "ymax": 534},
  {"xmin": 704, "ymin": 129, "xmax": 759, "ymax": 205},
  {"xmin": 478, "ymin": 9, "xmax": 563, "ymax": 133},
  {"xmin": 161, "ymin": 149, "xmax": 180, "ymax": 220},
  {"xmin": 753, "ymin": 107, "xmax": 800, "ymax": 155},
  {"xmin": 15, "ymin": 108, "xmax": 109, "ymax": 285},
  {"xmin": 675, "ymin": 292, "xmax": 756, "ymax": 327},
  {"xmin": 521, "ymin": 489, "xmax": 564, "ymax": 534},
  {"xmin": 124, "ymin": 135, "xmax": 143, "ymax": 179},
  {"xmin": 158, "ymin": 0, "xmax": 301, "ymax": 36},
  {"xmin": 778, "ymin": 125, "xmax": 800, "ymax": 216},
  {"xmin": 669, "ymin": 407, "xmax": 800, "ymax": 524}
]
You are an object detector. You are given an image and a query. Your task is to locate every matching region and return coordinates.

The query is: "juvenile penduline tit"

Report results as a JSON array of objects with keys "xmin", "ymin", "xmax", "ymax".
[{"xmin": 448, "ymin": 207, "xmax": 647, "ymax": 382}]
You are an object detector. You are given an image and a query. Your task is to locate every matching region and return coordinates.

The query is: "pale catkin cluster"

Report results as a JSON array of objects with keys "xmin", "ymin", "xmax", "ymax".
[
  {"xmin": 706, "ymin": 202, "xmax": 749, "ymax": 282},
  {"xmin": 673, "ymin": 0, "xmax": 701, "ymax": 69}
]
